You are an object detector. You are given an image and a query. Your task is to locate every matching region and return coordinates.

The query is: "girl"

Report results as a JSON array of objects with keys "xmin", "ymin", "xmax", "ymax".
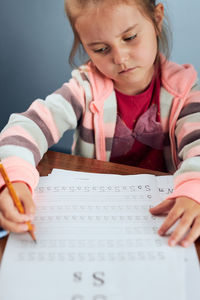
[{"xmin": 0, "ymin": 0, "xmax": 200, "ymax": 247}]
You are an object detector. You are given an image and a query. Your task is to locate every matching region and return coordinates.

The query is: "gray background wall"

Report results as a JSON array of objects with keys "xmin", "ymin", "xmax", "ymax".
[{"xmin": 0, "ymin": 0, "xmax": 200, "ymax": 153}]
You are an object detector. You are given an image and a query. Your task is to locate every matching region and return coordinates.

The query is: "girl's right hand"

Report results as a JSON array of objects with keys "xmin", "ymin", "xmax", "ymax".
[{"xmin": 0, "ymin": 182, "xmax": 36, "ymax": 233}]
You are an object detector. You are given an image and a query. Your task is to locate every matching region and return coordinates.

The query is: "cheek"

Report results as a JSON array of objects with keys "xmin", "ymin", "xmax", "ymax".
[
  {"xmin": 92, "ymin": 57, "xmax": 112, "ymax": 73},
  {"xmin": 96, "ymin": 63, "xmax": 113, "ymax": 77},
  {"xmin": 135, "ymin": 39, "xmax": 157, "ymax": 64},
  {"xmin": 88, "ymin": 53, "xmax": 102, "ymax": 65}
]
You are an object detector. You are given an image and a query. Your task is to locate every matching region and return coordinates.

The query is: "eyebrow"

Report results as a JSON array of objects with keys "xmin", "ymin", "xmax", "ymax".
[{"xmin": 87, "ymin": 24, "xmax": 138, "ymax": 47}]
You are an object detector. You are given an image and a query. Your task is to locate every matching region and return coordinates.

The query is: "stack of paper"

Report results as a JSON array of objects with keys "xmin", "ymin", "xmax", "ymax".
[{"xmin": 0, "ymin": 170, "xmax": 199, "ymax": 300}]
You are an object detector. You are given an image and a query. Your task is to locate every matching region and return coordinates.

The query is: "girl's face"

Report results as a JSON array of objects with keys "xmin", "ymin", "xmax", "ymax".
[{"xmin": 75, "ymin": 2, "xmax": 164, "ymax": 95}]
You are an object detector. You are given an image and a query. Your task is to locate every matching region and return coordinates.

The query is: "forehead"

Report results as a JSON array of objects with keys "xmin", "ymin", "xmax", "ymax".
[
  {"xmin": 69, "ymin": 0, "xmax": 136, "ymax": 12},
  {"xmin": 75, "ymin": 3, "xmax": 147, "ymax": 42}
]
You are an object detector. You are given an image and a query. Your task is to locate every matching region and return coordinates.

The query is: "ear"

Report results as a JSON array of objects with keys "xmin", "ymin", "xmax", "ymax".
[{"xmin": 154, "ymin": 3, "xmax": 164, "ymax": 34}]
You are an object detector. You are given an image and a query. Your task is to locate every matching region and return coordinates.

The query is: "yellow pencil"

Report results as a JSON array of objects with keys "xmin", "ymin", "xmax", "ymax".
[{"xmin": 0, "ymin": 162, "xmax": 36, "ymax": 243}]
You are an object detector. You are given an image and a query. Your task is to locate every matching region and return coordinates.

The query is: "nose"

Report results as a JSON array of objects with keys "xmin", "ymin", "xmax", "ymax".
[{"xmin": 112, "ymin": 46, "xmax": 129, "ymax": 66}]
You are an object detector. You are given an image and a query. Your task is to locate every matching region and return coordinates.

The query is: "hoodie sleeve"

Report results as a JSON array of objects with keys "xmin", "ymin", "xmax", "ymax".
[
  {"xmin": 0, "ymin": 77, "xmax": 85, "ymax": 192},
  {"xmin": 166, "ymin": 82, "xmax": 200, "ymax": 204}
]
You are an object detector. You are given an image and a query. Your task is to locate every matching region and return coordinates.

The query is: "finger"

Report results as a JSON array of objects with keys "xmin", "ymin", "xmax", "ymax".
[
  {"xmin": 19, "ymin": 192, "xmax": 35, "ymax": 218},
  {"xmin": 150, "ymin": 199, "xmax": 175, "ymax": 215},
  {"xmin": 0, "ymin": 195, "xmax": 31, "ymax": 223},
  {"xmin": 168, "ymin": 213, "xmax": 194, "ymax": 247},
  {"xmin": 180, "ymin": 217, "xmax": 200, "ymax": 247},
  {"xmin": 12, "ymin": 182, "xmax": 36, "ymax": 216},
  {"xmin": 158, "ymin": 206, "xmax": 184, "ymax": 236},
  {"xmin": 0, "ymin": 211, "xmax": 29, "ymax": 233}
]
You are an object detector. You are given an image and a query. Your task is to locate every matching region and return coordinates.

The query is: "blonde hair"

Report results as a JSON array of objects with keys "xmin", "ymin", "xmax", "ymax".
[{"xmin": 65, "ymin": 0, "xmax": 172, "ymax": 67}]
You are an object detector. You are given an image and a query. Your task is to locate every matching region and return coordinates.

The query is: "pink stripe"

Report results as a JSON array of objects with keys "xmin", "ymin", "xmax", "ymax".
[
  {"xmin": 29, "ymin": 102, "xmax": 60, "ymax": 143},
  {"xmin": 184, "ymin": 91, "xmax": 200, "ymax": 106},
  {"xmin": 177, "ymin": 122, "xmax": 200, "ymax": 147},
  {"xmin": 0, "ymin": 125, "xmax": 38, "ymax": 147},
  {"xmin": 65, "ymin": 81, "xmax": 85, "ymax": 108},
  {"xmin": 165, "ymin": 171, "xmax": 200, "ymax": 204},
  {"xmin": 186, "ymin": 145, "xmax": 200, "ymax": 158},
  {"xmin": 0, "ymin": 156, "xmax": 39, "ymax": 193},
  {"xmin": 174, "ymin": 171, "xmax": 200, "ymax": 186},
  {"xmin": 166, "ymin": 178, "xmax": 200, "ymax": 204}
]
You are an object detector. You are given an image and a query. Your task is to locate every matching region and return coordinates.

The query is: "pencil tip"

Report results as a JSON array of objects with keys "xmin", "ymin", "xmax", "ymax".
[{"xmin": 29, "ymin": 230, "xmax": 37, "ymax": 244}]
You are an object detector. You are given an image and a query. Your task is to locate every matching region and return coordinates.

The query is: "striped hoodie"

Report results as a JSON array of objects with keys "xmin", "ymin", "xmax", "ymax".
[{"xmin": 0, "ymin": 54, "xmax": 200, "ymax": 204}]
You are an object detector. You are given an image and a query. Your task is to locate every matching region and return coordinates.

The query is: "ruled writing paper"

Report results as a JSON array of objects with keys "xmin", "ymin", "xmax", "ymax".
[{"xmin": 0, "ymin": 170, "xmax": 199, "ymax": 300}]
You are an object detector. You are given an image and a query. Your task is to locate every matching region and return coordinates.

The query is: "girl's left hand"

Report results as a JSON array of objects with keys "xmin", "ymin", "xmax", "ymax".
[{"xmin": 149, "ymin": 196, "xmax": 200, "ymax": 247}]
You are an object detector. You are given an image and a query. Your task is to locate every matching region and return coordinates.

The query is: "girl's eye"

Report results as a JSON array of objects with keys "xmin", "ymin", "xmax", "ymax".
[
  {"xmin": 93, "ymin": 47, "xmax": 109, "ymax": 54},
  {"xmin": 124, "ymin": 34, "xmax": 137, "ymax": 41}
]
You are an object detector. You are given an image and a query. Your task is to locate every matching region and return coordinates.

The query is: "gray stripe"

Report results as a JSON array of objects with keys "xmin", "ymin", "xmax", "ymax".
[
  {"xmin": 79, "ymin": 126, "xmax": 94, "ymax": 144},
  {"xmin": 80, "ymin": 72, "xmax": 90, "ymax": 83},
  {"xmin": 106, "ymin": 137, "xmax": 113, "ymax": 151},
  {"xmin": 54, "ymin": 85, "xmax": 83, "ymax": 121},
  {"xmin": 21, "ymin": 110, "xmax": 55, "ymax": 147},
  {"xmin": 178, "ymin": 130, "xmax": 200, "ymax": 152},
  {"xmin": 178, "ymin": 103, "xmax": 200, "ymax": 119},
  {"xmin": 0, "ymin": 136, "xmax": 41, "ymax": 165},
  {"xmin": 79, "ymin": 125, "xmax": 113, "ymax": 151}
]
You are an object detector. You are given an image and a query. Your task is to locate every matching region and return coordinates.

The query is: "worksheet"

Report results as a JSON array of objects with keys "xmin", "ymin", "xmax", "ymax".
[{"xmin": 0, "ymin": 171, "xmax": 199, "ymax": 300}]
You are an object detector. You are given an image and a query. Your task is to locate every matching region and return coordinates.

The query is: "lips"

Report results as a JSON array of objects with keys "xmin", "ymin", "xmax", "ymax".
[{"xmin": 119, "ymin": 67, "xmax": 136, "ymax": 74}]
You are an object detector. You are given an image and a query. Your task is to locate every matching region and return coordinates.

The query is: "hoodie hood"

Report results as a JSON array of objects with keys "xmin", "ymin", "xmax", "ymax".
[
  {"xmin": 160, "ymin": 54, "xmax": 197, "ymax": 98},
  {"xmin": 85, "ymin": 55, "xmax": 197, "ymax": 102}
]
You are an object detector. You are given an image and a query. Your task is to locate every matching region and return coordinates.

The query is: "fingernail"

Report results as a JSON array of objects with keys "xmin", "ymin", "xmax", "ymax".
[
  {"xmin": 23, "ymin": 215, "xmax": 30, "ymax": 222},
  {"xmin": 27, "ymin": 214, "xmax": 35, "ymax": 221},
  {"xmin": 20, "ymin": 224, "xmax": 29, "ymax": 231},
  {"xmin": 169, "ymin": 239, "xmax": 176, "ymax": 247},
  {"xmin": 182, "ymin": 241, "xmax": 189, "ymax": 248},
  {"xmin": 158, "ymin": 229, "xmax": 163, "ymax": 235}
]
